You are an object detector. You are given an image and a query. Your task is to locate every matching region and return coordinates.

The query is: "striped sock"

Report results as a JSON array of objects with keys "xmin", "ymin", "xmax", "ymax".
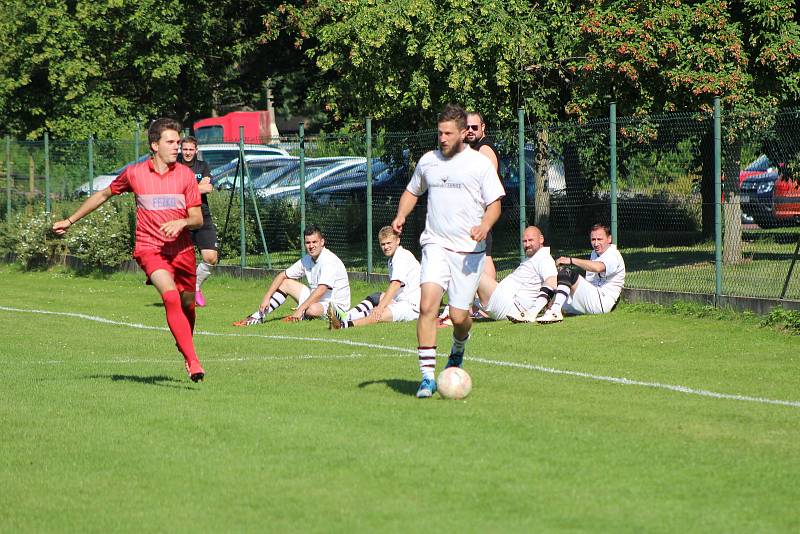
[
  {"xmin": 418, "ymin": 346, "xmax": 437, "ymax": 380},
  {"xmin": 346, "ymin": 299, "xmax": 375, "ymax": 322},
  {"xmin": 196, "ymin": 261, "xmax": 214, "ymax": 290},
  {"xmin": 266, "ymin": 290, "xmax": 287, "ymax": 314},
  {"xmin": 551, "ymin": 284, "xmax": 570, "ymax": 312},
  {"xmin": 451, "ymin": 333, "xmax": 469, "ymax": 355}
]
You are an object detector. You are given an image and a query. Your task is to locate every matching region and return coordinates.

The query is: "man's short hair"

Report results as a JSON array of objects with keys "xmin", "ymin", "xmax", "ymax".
[
  {"xmin": 378, "ymin": 226, "xmax": 399, "ymax": 241},
  {"xmin": 591, "ymin": 223, "xmax": 612, "ymax": 236},
  {"xmin": 181, "ymin": 135, "xmax": 199, "ymax": 147},
  {"xmin": 148, "ymin": 118, "xmax": 181, "ymax": 147},
  {"xmin": 438, "ymin": 104, "xmax": 467, "ymax": 130},
  {"xmin": 466, "ymin": 111, "xmax": 485, "ymax": 126},
  {"xmin": 304, "ymin": 224, "xmax": 324, "ymax": 239}
]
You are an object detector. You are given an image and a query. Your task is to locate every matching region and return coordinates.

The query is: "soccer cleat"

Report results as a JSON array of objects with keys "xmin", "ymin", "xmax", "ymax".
[
  {"xmin": 507, "ymin": 309, "xmax": 537, "ymax": 324},
  {"xmin": 195, "ymin": 289, "xmax": 206, "ymax": 307},
  {"xmin": 233, "ymin": 310, "xmax": 264, "ymax": 326},
  {"xmin": 416, "ymin": 376, "xmax": 437, "ymax": 398},
  {"xmin": 281, "ymin": 315, "xmax": 301, "ymax": 323},
  {"xmin": 326, "ymin": 304, "xmax": 347, "ymax": 330},
  {"xmin": 536, "ymin": 308, "xmax": 564, "ymax": 324},
  {"xmin": 446, "ymin": 351, "xmax": 463, "ymax": 369},
  {"xmin": 185, "ymin": 361, "xmax": 205, "ymax": 383}
]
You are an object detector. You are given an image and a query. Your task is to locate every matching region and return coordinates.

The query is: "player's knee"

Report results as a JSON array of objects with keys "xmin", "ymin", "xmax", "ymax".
[
  {"xmin": 557, "ymin": 269, "xmax": 579, "ymax": 287},
  {"xmin": 366, "ymin": 292, "xmax": 382, "ymax": 306}
]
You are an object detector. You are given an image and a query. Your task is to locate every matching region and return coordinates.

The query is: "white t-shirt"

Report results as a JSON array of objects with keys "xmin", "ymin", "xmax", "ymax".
[
  {"xmin": 586, "ymin": 244, "xmax": 625, "ymax": 302},
  {"xmin": 406, "ymin": 146, "xmax": 505, "ymax": 253},
  {"xmin": 285, "ymin": 247, "xmax": 351, "ymax": 308},
  {"xmin": 388, "ymin": 246, "xmax": 421, "ymax": 308},
  {"xmin": 499, "ymin": 246, "xmax": 558, "ymax": 305}
]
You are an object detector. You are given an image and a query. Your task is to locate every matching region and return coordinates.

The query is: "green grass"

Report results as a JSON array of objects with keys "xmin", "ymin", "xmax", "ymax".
[{"xmin": 2, "ymin": 265, "xmax": 800, "ymax": 532}]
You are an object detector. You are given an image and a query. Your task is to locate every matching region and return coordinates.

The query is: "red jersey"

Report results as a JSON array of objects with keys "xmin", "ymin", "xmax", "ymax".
[{"xmin": 109, "ymin": 158, "xmax": 201, "ymax": 256}]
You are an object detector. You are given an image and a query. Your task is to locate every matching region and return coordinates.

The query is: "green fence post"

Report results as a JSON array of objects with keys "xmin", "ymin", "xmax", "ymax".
[
  {"xmin": 366, "ymin": 117, "xmax": 373, "ymax": 277},
  {"xmin": 609, "ymin": 101, "xmax": 618, "ymax": 244},
  {"xmin": 88, "ymin": 135, "xmax": 94, "ymax": 195},
  {"xmin": 44, "ymin": 132, "xmax": 50, "ymax": 214},
  {"xmin": 517, "ymin": 108, "xmax": 526, "ymax": 262},
  {"xmin": 299, "ymin": 123, "xmax": 306, "ymax": 257},
  {"xmin": 5, "ymin": 135, "xmax": 11, "ymax": 223},
  {"xmin": 134, "ymin": 121, "xmax": 140, "ymax": 161},
  {"xmin": 239, "ymin": 126, "xmax": 247, "ymax": 268},
  {"xmin": 713, "ymin": 96, "xmax": 722, "ymax": 302}
]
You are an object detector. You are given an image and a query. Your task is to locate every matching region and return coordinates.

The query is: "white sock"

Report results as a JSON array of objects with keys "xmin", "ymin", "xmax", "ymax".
[
  {"xmin": 551, "ymin": 284, "xmax": 570, "ymax": 312},
  {"xmin": 196, "ymin": 261, "xmax": 214, "ymax": 290},
  {"xmin": 418, "ymin": 347, "xmax": 437, "ymax": 380},
  {"xmin": 451, "ymin": 333, "xmax": 469, "ymax": 355},
  {"xmin": 346, "ymin": 299, "xmax": 374, "ymax": 322},
  {"xmin": 266, "ymin": 291, "xmax": 287, "ymax": 314}
]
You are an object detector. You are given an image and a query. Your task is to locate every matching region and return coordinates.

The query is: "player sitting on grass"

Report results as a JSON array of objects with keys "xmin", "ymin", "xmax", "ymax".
[
  {"xmin": 234, "ymin": 225, "xmax": 351, "ymax": 325},
  {"xmin": 475, "ymin": 225, "xmax": 558, "ymax": 323},
  {"xmin": 328, "ymin": 226, "xmax": 420, "ymax": 329},
  {"xmin": 52, "ymin": 118, "xmax": 206, "ymax": 382},
  {"xmin": 536, "ymin": 222, "xmax": 626, "ymax": 324}
]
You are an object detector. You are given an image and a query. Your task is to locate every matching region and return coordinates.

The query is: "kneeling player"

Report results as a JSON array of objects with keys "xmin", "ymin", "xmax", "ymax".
[
  {"xmin": 328, "ymin": 226, "xmax": 420, "ymax": 329},
  {"xmin": 476, "ymin": 225, "xmax": 558, "ymax": 322},
  {"xmin": 235, "ymin": 225, "xmax": 351, "ymax": 324},
  {"xmin": 537, "ymin": 223, "xmax": 626, "ymax": 323}
]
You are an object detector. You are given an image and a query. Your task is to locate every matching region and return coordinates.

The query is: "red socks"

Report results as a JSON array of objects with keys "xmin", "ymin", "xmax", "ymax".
[{"xmin": 162, "ymin": 290, "xmax": 199, "ymax": 366}]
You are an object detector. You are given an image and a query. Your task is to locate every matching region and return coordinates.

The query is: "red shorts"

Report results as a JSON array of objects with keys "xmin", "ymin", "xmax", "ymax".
[{"xmin": 135, "ymin": 247, "xmax": 196, "ymax": 293}]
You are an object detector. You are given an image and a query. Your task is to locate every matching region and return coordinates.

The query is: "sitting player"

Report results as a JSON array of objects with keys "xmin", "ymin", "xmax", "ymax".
[
  {"xmin": 328, "ymin": 226, "xmax": 420, "ymax": 329},
  {"xmin": 234, "ymin": 225, "xmax": 351, "ymax": 325},
  {"xmin": 537, "ymin": 222, "xmax": 626, "ymax": 323},
  {"xmin": 475, "ymin": 225, "xmax": 558, "ymax": 322}
]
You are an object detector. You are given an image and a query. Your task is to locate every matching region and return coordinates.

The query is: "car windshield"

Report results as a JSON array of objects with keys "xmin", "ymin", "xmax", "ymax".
[
  {"xmin": 270, "ymin": 161, "xmax": 345, "ymax": 188},
  {"xmin": 199, "ymin": 148, "xmax": 287, "ymax": 170}
]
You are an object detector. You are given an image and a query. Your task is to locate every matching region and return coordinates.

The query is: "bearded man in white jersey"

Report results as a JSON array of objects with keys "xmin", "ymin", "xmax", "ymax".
[
  {"xmin": 392, "ymin": 104, "xmax": 505, "ymax": 398},
  {"xmin": 475, "ymin": 225, "xmax": 558, "ymax": 322},
  {"xmin": 536, "ymin": 223, "xmax": 626, "ymax": 323}
]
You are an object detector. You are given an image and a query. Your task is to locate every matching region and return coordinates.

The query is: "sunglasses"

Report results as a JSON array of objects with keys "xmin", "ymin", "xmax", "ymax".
[{"xmin": 466, "ymin": 125, "xmax": 481, "ymax": 131}]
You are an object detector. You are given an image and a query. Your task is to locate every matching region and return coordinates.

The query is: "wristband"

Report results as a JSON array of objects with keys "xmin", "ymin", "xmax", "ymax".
[
  {"xmin": 570, "ymin": 257, "xmax": 573, "ymax": 265},
  {"xmin": 67, "ymin": 217, "xmax": 74, "ymax": 225}
]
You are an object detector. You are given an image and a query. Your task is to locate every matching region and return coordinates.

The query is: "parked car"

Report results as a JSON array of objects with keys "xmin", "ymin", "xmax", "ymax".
[
  {"xmin": 254, "ymin": 157, "xmax": 368, "ymax": 202},
  {"xmin": 303, "ymin": 160, "xmax": 409, "ymax": 204},
  {"xmin": 73, "ymin": 155, "xmax": 150, "ymax": 197},
  {"xmin": 740, "ymin": 155, "xmax": 800, "ymax": 228},
  {"xmin": 500, "ymin": 145, "xmax": 566, "ymax": 205},
  {"xmin": 211, "ymin": 155, "xmax": 297, "ymax": 190},
  {"xmin": 196, "ymin": 143, "xmax": 289, "ymax": 171}
]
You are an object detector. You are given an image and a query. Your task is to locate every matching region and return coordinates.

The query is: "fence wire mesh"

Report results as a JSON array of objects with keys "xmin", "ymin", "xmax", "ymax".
[{"xmin": 3, "ymin": 107, "xmax": 799, "ymax": 303}]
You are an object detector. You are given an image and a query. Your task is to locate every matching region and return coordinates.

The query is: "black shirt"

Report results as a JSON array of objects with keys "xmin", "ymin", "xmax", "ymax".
[
  {"xmin": 181, "ymin": 157, "xmax": 212, "ymax": 211},
  {"xmin": 471, "ymin": 137, "xmax": 501, "ymax": 178}
]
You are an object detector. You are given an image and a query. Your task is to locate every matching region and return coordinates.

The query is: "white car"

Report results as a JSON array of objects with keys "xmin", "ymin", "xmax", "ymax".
[{"xmin": 254, "ymin": 157, "xmax": 367, "ymax": 202}]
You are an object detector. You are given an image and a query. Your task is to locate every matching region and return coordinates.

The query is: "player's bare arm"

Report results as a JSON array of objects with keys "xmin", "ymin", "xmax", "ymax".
[
  {"xmin": 294, "ymin": 284, "xmax": 329, "ymax": 319},
  {"xmin": 197, "ymin": 177, "xmax": 213, "ymax": 194},
  {"xmin": 52, "ymin": 187, "xmax": 114, "ymax": 235},
  {"xmin": 260, "ymin": 271, "xmax": 289, "ymax": 312},
  {"xmin": 392, "ymin": 190, "xmax": 419, "ymax": 234},
  {"xmin": 470, "ymin": 199, "xmax": 502, "ymax": 242},
  {"xmin": 372, "ymin": 280, "xmax": 402, "ymax": 320},
  {"xmin": 159, "ymin": 206, "xmax": 203, "ymax": 238},
  {"xmin": 556, "ymin": 256, "xmax": 607, "ymax": 274}
]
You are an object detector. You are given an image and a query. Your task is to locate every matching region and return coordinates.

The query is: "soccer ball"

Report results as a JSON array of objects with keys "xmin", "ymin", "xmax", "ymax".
[{"xmin": 437, "ymin": 367, "xmax": 472, "ymax": 400}]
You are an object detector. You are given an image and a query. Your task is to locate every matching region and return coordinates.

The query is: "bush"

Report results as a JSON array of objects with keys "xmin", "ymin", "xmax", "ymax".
[
  {"xmin": 15, "ymin": 211, "xmax": 62, "ymax": 269},
  {"xmin": 64, "ymin": 200, "xmax": 133, "ymax": 270}
]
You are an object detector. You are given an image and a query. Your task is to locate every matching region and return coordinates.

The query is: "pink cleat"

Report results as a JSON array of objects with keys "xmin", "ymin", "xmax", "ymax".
[{"xmin": 195, "ymin": 289, "xmax": 206, "ymax": 307}]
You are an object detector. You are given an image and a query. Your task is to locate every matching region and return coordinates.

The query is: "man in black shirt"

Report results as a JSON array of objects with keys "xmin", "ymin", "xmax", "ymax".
[{"xmin": 180, "ymin": 136, "xmax": 218, "ymax": 307}]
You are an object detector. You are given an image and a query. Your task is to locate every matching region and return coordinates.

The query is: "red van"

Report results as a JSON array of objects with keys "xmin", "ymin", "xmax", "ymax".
[{"xmin": 193, "ymin": 111, "xmax": 277, "ymax": 144}]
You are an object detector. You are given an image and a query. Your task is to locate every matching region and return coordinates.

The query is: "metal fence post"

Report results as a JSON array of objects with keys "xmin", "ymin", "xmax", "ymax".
[
  {"xmin": 134, "ymin": 121, "xmax": 140, "ymax": 160},
  {"xmin": 517, "ymin": 108, "xmax": 526, "ymax": 261},
  {"xmin": 299, "ymin": 122, "xmax": 306, "ymax": 256},
  {"xmin": 88, "ymin": 135, "xmax": 94, "ymax": 195},
  {"xmin": 239, "ymin": 126, "xmax": 247, "ymax": 268},
  {"xmin": 44, "ymin": 132, "xmax": 50, "ymax": 214},
  {"xmin": 5, "ymin": 135, "xmax": 11, "ymax": 223},
  {"xmin": 610, "ymin": 101, "xmax": 618, "ymax": 244},
  {"xmin": 366, "ymin": 117, "xmax": 373, "ymax": 277},
  {"xmin": 713, "ymin": 96, "xmax": 722, "ymax": 302}
]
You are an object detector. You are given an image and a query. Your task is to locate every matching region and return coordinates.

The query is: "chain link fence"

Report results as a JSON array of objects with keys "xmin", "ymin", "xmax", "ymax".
[{"xmin": 3, "ymin": 106, "xmax": 799, "ymax": 303}]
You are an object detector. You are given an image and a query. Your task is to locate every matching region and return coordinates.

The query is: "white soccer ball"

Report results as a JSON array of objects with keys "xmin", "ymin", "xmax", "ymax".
[{"xmin": 437, "ymin": 367, "xmax": 472, "ymax": 400}]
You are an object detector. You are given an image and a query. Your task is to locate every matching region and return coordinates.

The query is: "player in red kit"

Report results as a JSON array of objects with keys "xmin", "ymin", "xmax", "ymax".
[{"xmin": 53, "ymin": 118, "xmax": 206, "ymax": 382}]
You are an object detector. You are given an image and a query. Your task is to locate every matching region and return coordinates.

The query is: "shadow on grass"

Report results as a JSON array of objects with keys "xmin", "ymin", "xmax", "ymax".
[
  {"xmin": 86, "ymin": 374, "xmax": 196, "ymax": 390},
  {"xmin": 358, "ymin": 378, "xmax": 418, "ymax": 396}
]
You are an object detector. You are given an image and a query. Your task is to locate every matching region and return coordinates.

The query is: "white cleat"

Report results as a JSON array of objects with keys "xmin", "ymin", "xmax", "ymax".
[
  {"xmin": 535, "ymin": 308, "xmax": 564, "ymax": 324},
  {"xmin": 507, "ymin": 308, "xmax": 537, "ymax": 323}
]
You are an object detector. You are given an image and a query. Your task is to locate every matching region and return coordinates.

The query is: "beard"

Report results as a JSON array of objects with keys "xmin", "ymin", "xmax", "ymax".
[{"xmin": 441, "ymin": 141, "xmax": 462, "ymax": 158}]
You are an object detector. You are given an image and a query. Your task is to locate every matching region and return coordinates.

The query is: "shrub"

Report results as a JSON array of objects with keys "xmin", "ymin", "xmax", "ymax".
[
  {"xmin": 15, "ymin": 211, "xmax": 62, "ymax": 269},
  {"xmin": 64, "ymin": 200, "xmax": 132, "ymax": 270}
]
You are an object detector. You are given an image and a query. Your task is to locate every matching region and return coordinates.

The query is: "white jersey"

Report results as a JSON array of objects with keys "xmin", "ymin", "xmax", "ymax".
[
  {"xmin": 285, "ymin": 247, "xmax": 351, "ymax": 309},
  {"xmin": 388, "ymin": 246, "xmax": 421, "ymax": 308},
  {"xmin": 586, "ymin": 244, "xmax": 625, "ymax": 303},
  {"xmin": 407, "ymin": 146, "xmax": 505, "ymax": 253},
  {"xmin": 499, "ymin": 246, "xmax": 558, "ymax": 306}
]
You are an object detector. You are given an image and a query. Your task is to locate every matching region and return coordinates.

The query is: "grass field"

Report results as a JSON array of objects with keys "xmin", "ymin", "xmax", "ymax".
[{"xmin": 2, "ymin": 265, "xmax": 799, "ymax": 532}]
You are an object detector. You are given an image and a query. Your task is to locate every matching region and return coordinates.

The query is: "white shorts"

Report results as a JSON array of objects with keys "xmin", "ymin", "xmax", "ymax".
[
  {"xmin": 484, "ymin": 278, "xmax": 532, "ymax": 320},
  {"xmin": 562, "ymin": 276, "xmax": 617, "ymax": 315},
  {"xmin": 298, "ymin": 286, "xmax": 347, "ymax": 314},
  {"xmin": 421, "ymin": 244, "xmax": 485, "ymax": 310},
  {"xmin": 387, "ymin": 300, "xmax": 419, "ymax": 322}
]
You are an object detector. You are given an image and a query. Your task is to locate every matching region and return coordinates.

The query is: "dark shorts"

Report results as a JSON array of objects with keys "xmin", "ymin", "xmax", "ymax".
[
  {"xmin": 135, "ymin": 247, "xmax": 196, "ymax": 293},
  {"xmin": 191, "ymin": 213, "xmax": 218, "ymax": 252},
  {"xmin": 485, "ymin": 230, "xmax": 493, "ymax": 257}
]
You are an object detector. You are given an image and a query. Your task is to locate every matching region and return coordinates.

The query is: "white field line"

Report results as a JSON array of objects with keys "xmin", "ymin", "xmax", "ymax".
[{"xmin": 2, "ymin": 305, "xmax": 799, "ymax": 408}]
